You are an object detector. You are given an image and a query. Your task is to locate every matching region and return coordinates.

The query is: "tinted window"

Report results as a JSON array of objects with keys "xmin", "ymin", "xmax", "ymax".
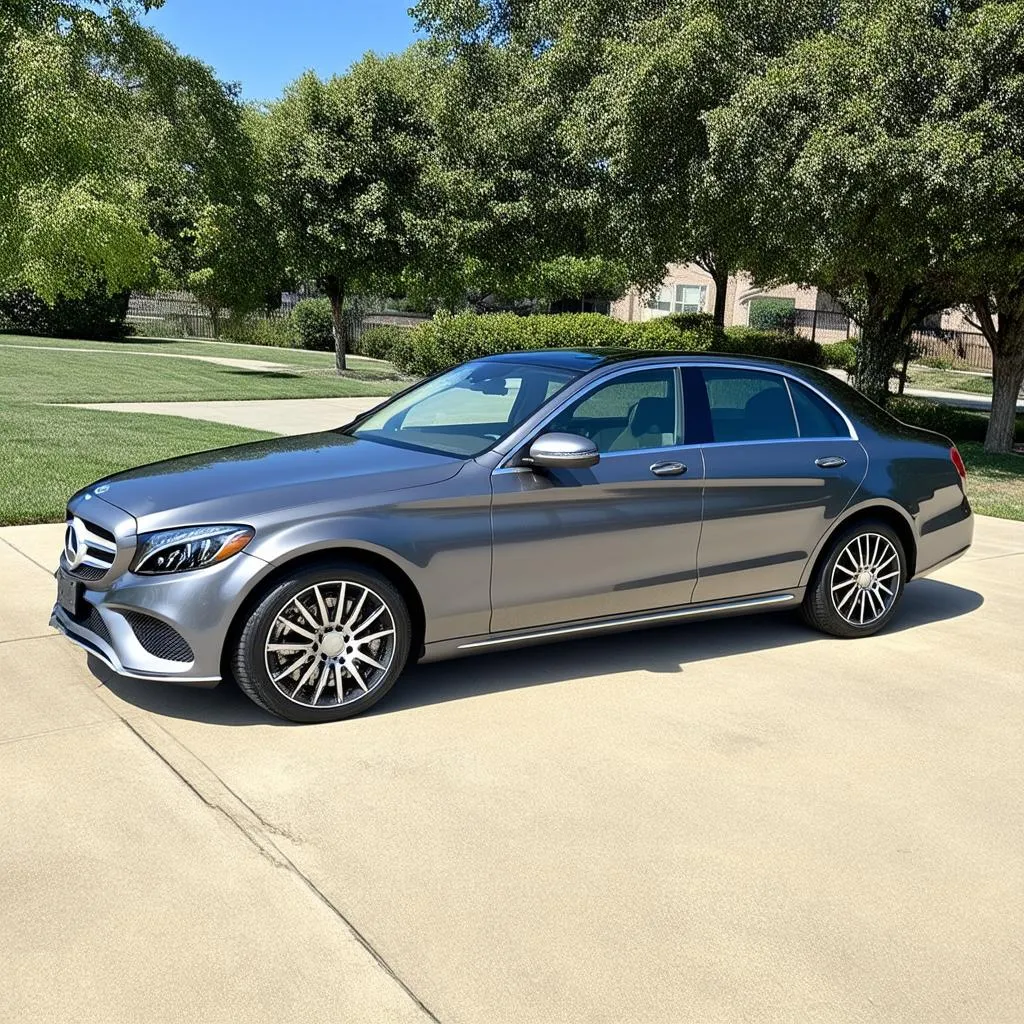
[
  {"xmin": 789, "ymin": 380, "xmax": 850, "ymax": 438},
  {"xmin": 351, "ymin": 361, "xmax": 580, "ymax": 457},
  {"xmin": 548, "ymin": 369, "xmax": 680, "ymax": 453},
  {"xmin": 700, "ymin": 368, "xmax": 798, "ymax": 443}
]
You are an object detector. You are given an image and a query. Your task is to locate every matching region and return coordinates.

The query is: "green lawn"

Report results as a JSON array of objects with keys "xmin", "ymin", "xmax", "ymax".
[
  {"xmin": 959, "ymin": 443, "xmax": 1024, "ymax": 521},
  {"xmin": 0, "ymin": 342, "xmax": 400, "ymax": 404},
  {"xmin": 0, "ymin": 403, "xmax": 276, "ymax": 525},
  {"xmin": 908, "ymin": 366, "xmax": 995, "ymax": 396},
  {"xmin": 0, "ymin": 332, "xmax": 393, "ymax": 371},
  {"xmin": 0, "ymin": 334, "xmax": 402, "ymax": 525}
]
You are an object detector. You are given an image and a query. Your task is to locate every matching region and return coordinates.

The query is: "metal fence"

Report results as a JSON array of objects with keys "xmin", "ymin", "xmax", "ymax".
[
  {"xmin": 127, "ymin": 291, "xmax": 428, "ymax": 344},
  {"xmin": 127, "ymin": 291, "xmax": 227, "ymax": 338}
]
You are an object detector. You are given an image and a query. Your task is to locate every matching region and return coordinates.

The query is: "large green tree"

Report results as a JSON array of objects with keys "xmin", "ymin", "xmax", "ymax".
[
  {"xmin": 929, "ymin": 1, "xmax": 1024, "ymax": 451},
  {"xmin": 705, "ymin": 1, "xmax": 966, "ymax": 402},
  {"xmin": 414, "ymin": 0, "xmax": 835, "ymax": 328},
  {"xmin": 260, "ymin": 54, "xmax": 437, "ymax": 370},
  {"xmin": 1, "ymin": 0, "xmax": 263, "ymax": 318}
]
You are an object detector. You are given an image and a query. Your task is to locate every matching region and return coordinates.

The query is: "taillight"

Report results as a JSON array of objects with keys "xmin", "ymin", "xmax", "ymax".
[{"xmin": 950, "ymin": 446, "xmax": 967, "ymax": 481}]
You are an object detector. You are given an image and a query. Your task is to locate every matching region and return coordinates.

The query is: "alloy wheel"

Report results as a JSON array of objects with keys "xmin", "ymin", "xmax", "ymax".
[
  {"xmin": 829, "ymin": 532, "xmax": 901, "ymax": 627},
  {"xmin": 264, "ymin": 580, "xmax": 397, "ymax": 708}
]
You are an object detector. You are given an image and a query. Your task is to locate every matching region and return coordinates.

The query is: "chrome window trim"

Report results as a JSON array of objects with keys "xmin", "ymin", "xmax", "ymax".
[
  {"xmin": 491, "ymin": 439, "xmax": 704, "ymax": 475},
  {"xmin": 783, "ymin": 378, "xmax": 801, "ymax": 437},
  {"xmin": 494, "ymin": 356, "xmax": 858, "ymax": 469}
]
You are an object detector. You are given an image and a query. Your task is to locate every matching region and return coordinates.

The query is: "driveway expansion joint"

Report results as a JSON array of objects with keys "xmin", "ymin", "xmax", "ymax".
[{"xmin": 115, "ymin": 714, "xmax": 442, "ymax": 1024}]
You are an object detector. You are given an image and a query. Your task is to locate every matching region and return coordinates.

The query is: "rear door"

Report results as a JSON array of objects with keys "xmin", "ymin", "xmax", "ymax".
[{"xmin": 687, "ymin": 365, "xmax": 867, "ymax": 603}]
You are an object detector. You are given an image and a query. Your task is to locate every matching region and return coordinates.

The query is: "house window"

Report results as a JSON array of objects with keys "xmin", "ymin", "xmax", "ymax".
[{"xmin": 646, "ymin": 284, "xmax": 708, "ymax": 315}]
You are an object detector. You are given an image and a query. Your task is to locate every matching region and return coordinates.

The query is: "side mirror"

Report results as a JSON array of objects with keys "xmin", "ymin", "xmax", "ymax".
[{"xmin": 524, "ymin": 432, "xmax": 600, "ymax": 470}]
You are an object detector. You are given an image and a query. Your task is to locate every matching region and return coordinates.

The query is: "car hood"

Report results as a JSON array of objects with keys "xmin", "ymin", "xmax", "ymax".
[{"xmin": 83, "ymin": 431, "xmax": 465, "ymax": 521}]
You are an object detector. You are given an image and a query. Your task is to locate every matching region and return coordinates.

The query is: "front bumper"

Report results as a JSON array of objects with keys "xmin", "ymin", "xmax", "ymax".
[{"xmin": 50, "ymin": 549, "xmax": 270, "ymax": 687}]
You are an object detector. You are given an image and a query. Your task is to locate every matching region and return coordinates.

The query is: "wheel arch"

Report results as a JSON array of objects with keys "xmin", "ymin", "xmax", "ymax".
[
  {"xmin": 801, "ymin": 501, "xmax": 918, "ymax": 590},
  {"xmin": 221, "ymin": 545, "xmax": 428, "ymax": 681}
]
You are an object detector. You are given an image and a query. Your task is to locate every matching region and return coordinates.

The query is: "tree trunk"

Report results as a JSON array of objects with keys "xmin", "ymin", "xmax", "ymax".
[
  {"xmin": 974, "ymin": 292, "xmax": 1024, "ymax": 453},
  {"xmin": 854, "ymin": 278, "xmax": 920, "ymax": 406},
  {"xmin": 855, "ymin": 322, "xmax": 904, "ymax": 405},
  {"xmin": 325, "ymin": 276, "xmax": 347, "ymax": 372},
  {"xmin": 206, "ymin": 304, "xmax": 221, "ymax": 339},
  {"xmin": 984, "ymin": 344, "xmax": 1024, "ymax": 453},
  {"xmin": 711, "ymin": 267, "xmax": 729, "ymax": 332}
]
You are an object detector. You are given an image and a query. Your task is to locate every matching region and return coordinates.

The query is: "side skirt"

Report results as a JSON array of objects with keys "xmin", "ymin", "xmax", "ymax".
[{"xmin": 418, "ymin": 591, "xmax": 803, "ymax": 664}]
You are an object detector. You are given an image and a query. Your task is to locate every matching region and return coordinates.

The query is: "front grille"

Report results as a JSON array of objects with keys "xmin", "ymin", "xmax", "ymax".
[
  {"xmin": 66, "ymin": 562, "xmax": 106, "ymax": 582},
  {"xmin": 123, "ymin": 611, "xmax": 194, "ymax": 663},
  {"xmin": 64, "ymin": 515, "xmax": 118, "ymax": 580},
  {"xmin": 75, "ymin": 604, "xmax": 112, "ymax": 646}
]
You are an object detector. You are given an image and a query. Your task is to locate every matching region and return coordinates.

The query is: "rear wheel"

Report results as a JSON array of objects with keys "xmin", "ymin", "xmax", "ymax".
[
  {"xmin": 232, "ymin": 562, "xmax": 411, "ymax": 723},
  {"xmin": 802, "ymin": 521, "xmax": 906, "ymax": 638}
]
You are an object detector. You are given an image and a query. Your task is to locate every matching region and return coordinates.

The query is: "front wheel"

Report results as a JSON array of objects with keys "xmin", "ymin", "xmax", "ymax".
[
  {"xmin": 802, "ymin": 521, "xmax": 906, "ymax": 638},
  {"xmin": 231, "ymin": 562, "xmax": 411, "ymax": 723}
]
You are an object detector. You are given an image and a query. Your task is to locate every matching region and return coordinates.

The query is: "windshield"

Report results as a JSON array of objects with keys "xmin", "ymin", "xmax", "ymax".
[{"xmin": 348, "ymin": 360, "xmax": 582, "ymax": 457}]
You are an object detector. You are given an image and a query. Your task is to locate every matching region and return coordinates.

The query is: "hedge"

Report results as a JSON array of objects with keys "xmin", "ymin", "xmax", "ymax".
[
  {"xmin": 889, "ymin": 397, "xmax": 1024, "ymax": 444},
  {"xmin": 0, "ymin": 286, "xmax": 131, "ymax": 340},
  {"xmin": 387, "ymin": 311, "xmax": 827, "ymax": 377}
]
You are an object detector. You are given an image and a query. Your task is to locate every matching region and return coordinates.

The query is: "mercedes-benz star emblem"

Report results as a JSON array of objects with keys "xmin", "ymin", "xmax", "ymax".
[{"xmin": 64, "ymin": 518, "xmax": 86, "ymax": 570}]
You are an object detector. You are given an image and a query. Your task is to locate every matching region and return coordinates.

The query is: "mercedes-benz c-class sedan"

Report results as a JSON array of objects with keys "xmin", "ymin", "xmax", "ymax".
[{"xmin": 52, "ymin": 349, "xmax": 973, "ymax": 722}]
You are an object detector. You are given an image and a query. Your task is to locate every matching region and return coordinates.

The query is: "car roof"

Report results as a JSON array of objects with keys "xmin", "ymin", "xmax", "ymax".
[{"xmin": 481, "ymin": 348, "xmax": 804, "ymax": 372}]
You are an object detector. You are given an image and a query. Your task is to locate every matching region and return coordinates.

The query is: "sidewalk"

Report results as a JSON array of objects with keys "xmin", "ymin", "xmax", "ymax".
[{"xmin": 65, "ymin": 396, "xmax": 383, "ymax": 434}]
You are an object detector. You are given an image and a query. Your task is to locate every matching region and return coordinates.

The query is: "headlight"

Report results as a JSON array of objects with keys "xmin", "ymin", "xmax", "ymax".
[{"xmin": 133, "ymin": 525, "xmax": 254, "ymax": 575}]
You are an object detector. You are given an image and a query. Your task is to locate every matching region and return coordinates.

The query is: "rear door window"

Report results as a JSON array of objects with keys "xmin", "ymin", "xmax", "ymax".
[{"xmin": 699, "ymin": 368, "xmax": 798, "ymax": 443}]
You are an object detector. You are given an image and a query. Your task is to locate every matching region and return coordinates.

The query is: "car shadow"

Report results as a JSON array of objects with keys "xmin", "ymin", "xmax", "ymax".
[{"xmin": 92, "ymin": 578, "xmax": 983, "ymax": 727}]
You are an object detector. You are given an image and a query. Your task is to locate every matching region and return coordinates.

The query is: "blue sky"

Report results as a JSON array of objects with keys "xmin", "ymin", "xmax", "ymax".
[{"xmin": 143, "ymin": 0, "xmax": 422, "ymax": 102}]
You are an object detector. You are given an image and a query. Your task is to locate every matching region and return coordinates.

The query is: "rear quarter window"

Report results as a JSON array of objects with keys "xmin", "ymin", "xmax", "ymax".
[{"xmin": 789, "ymin": 381, "xmax": 850, "ymax": 438}]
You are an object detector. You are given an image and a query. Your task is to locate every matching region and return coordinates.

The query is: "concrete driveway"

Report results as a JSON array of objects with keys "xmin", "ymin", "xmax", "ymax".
[{"xmin": 2, "ymin": 517, "xmax": 1022, "ymax": 1023}]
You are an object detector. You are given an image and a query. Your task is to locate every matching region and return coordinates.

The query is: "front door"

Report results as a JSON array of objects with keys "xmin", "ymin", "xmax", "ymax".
[
  {"xmin": 489, "ymin": 367, "xmax": 705, "ymax": 633},
  {"xmin": 687, "ymin": 365, "xmax": 868, "ymax": 603}
]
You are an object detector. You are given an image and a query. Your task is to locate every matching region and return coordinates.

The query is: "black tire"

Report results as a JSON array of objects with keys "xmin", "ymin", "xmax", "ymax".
[
  {"xmin": 801, "ymin": 520, "xmax": 907, "ymax": 638},
  {"xmin": 231, "ymin": 561, "xmax": 411, "ymax": 723}
]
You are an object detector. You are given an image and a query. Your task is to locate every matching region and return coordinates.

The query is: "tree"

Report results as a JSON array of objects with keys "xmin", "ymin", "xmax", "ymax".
[
  {"xmin": 414, "ymin": 0, "xmax": 835, "ymax": 329},
  {"xmin": 260, "ymin": 55, "xmax": 437, "ymax": 370},
  {"xmin": 929, "ymin": 1, "xmax": 1024, "ymax": 451},
  {"xmin": 705, "ymin": 2, "xmax": 963, "ymax": 402},
  {"xmin": 0, "ymin": 0, "xmax": 261, "ymax": 319}
]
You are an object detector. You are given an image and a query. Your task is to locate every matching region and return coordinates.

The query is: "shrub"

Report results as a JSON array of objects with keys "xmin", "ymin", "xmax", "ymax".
[
  {"xmin": 717, "ymin": 327, "xmax": 827, "ymax": 367},
  {"xmin": 889, "ymin": 397, "xmax": 1024, "ymax": 443},
  {"xmin": 291, "ymin": 298, "xmax": 334, "ymax": 351},
  {"xmin": 252, "ymin": 316, "xmax": 297, "ymax": 348},
  {"xmin": 0, "ymin": 286, "xmax": 131, "ymax": 339},
  {"xmin": 131, "ymin": 317, "xmax": 184, "ymax": 339},
  {"xmin": 823, "ymin": 341, "xmax": 858, "ymax": 373},
  {"xmin": 359, "ymin": 325, "xmax": 405, "ymax": 361},
  {"xmin": 386, "ymin": 312, "xmax": 828, "ymax": 376},
  {"xmin": 221, "ymin": 312, "xmax": 296, "ymax": 347},
  {"xmin": 747, "ymin": 298, "xmax": 795, "ymax": 333},
  {"xmin": 918, "ymin": 354, "xmax": 955, "ymax": 370}
]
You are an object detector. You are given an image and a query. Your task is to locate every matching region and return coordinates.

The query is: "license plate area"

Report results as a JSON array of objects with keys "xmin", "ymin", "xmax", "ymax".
[{"xmin": 56, "ymin": 571, "xmax": 82, "ymax": 618}]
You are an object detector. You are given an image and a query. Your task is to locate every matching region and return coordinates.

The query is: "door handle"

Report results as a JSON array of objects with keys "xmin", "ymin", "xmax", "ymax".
[
  {"xmin": 815, "ymin": 456, "xmax": 847, "ymax": 469},
  {"xmin": 650, "ymin": 461, "xmax": 687, "ymax": 477}
]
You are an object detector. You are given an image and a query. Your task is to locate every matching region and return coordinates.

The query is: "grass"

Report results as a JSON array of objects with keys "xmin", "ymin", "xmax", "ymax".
[
  {"xmin": 959, "ymin": 443, "xmax": 1024, "ymax": 521},
  {"xmin": 0, "ymin": 403, "xmax": 276, "ymax": 525},
  {"xmin": 0, "ymin": 333, "xmax": 402, "ymax": 525},
  {"xmin": 0, "ymin": 342, "xmax": 400, "ymax": 404},
  {"xmin": 907, "ymin": 366, "xmax": 995, "ymax": 395},
  {"xmin": 0, "ymin": 331, "xmax": 392, "ymax": 370}
]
